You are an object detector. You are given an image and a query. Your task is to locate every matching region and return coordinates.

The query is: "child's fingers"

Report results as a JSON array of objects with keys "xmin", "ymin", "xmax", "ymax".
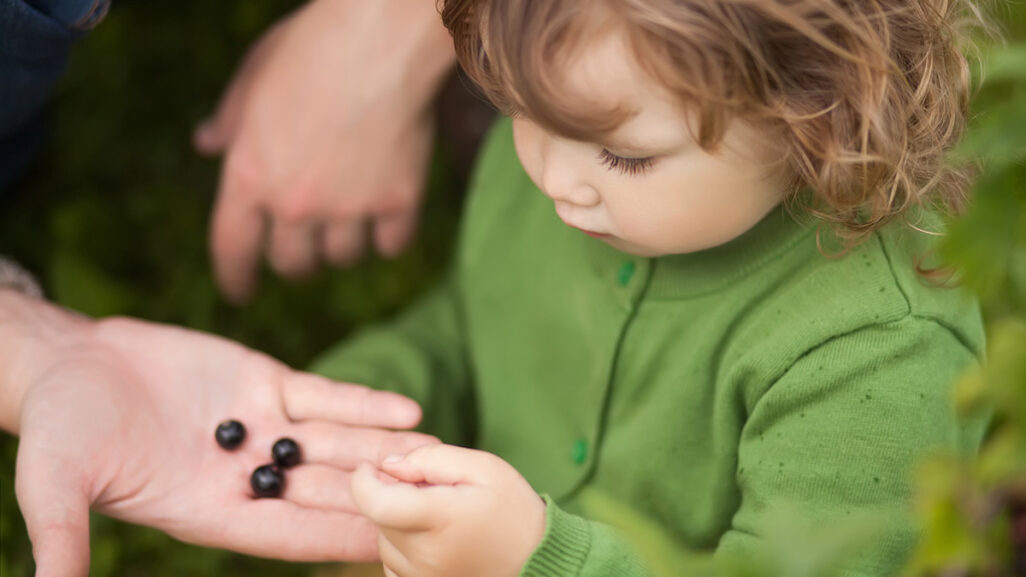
[
  {"xmin": 378, "ymin": 534, "xmax": 414, "ymax": 577},
  {"xmin": 350, "ymin": 462, "xmax": 440, "ymax": 531},
  {"xmin": 380, "ymin": 443, "xmax": 500, "ymax": 486}
]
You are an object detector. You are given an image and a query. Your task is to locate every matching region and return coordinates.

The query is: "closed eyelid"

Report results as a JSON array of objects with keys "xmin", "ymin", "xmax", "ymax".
[{"xmin": 598, "ymin": 149, "xmax": 657, "ymax": 176}]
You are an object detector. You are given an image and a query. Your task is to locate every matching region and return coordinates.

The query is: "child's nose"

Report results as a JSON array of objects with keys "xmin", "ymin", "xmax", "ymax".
[
  {"xmin": 541, "ymin": 171, "xmax": 600, "ymax": 207},
  {"xmin": 539, "ymin": 145, "xmax": 601, "ymax": 207}
]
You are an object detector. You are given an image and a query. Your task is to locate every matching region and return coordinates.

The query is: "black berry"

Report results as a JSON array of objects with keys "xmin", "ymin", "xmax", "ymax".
[
  {"xmin": 215, "ymin": 420, "xmax": 246, "ymax": 450},
  {"xmin": 250, "ymin": 464, "xmax": 285, "ymax": 498},
  {"xmin": 271, "ymin": 438, "xmax": 302, "ymax": 469}
]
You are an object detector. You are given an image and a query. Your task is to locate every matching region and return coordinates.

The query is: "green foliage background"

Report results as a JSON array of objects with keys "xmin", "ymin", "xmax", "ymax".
[
  {"xmin": 0, "ymin": 1, "xmax": 1023, "ymax": 576},
  {"xmin": 0, "ymin": 1, "xmax": 464, "ymax": 575}
]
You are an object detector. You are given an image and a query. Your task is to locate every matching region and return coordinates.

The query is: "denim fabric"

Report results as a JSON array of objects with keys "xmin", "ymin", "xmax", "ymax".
[
  {"xmin": 25, "ymin": 0, "xmax": 110, "ymax": 30},
  {"xmin": 0, "ymin": 0, "xmax": 109, "ymax": 191}
]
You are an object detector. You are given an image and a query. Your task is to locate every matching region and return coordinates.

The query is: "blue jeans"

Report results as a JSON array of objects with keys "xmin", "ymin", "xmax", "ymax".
[{"xmin": 0, "ymin": 0, "xmax": 109, "ymax": 191}]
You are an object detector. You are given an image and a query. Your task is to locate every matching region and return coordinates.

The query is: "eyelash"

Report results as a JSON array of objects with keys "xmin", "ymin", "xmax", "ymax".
[{"xmin": 598, "ymin": 149, "xmax": 656, "ymax": 176}]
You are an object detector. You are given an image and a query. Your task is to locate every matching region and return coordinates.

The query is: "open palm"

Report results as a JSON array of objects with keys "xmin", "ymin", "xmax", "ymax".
[{"xmin": 15, "ymin": 316, "xmax": 435, "ymax": 576}]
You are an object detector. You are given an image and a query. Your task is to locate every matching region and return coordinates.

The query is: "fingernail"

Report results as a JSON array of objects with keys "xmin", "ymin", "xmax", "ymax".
[{"xmin": 383, "ymin": 454, "xmax": 404, "ymax": 464}]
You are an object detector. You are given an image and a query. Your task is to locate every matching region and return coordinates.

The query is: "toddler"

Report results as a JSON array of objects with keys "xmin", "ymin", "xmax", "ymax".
[{"xmin": 313, "ymin": 1, "xmax": 988, "ymax": 576}]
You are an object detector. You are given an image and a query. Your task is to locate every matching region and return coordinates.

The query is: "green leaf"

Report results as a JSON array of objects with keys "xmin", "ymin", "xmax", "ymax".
[
  {"xmin": 49, "ymin": 251, "xmax": 139, "ymax": 317},
  {"xmin": 956, "ymin": 99, "xmax": 1026, "ymax": 168},
  {"xmin": 981, "ymin": 44, "xmax": 1026, "ymax": 85}
]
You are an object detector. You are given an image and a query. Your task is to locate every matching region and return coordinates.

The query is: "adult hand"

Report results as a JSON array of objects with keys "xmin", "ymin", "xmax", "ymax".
[
  {"xmin": 196, "ymin": 0, "xmax": 455, "ymax": 304},
  {"xmin": 2, "ymin": 293, "xmax": 437, "ymax": 576}
]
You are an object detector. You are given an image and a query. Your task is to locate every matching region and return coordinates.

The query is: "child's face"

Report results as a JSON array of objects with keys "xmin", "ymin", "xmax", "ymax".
[{"xmin": 511, "ymin": 31, "xmax": 787, "ymax": 257}]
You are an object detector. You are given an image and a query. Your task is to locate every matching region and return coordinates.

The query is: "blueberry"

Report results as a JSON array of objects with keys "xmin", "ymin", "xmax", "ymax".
[
  {"xmin": 271, "ymin": 438, "xmax": 302, "ymax": 469},
  {"xmin": 215, "ymin": 420, "xmax": 246, "ymax": 450},
  {"xmin": 250, "ymin": 464, "xmax": 285, "ymax": 498}
]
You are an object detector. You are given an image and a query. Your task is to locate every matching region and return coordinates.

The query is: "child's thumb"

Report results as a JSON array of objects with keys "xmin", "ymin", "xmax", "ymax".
[
  {"xmin": 379, "ymin": 444, "xmax": 486, "ymax": 487},
  {"xmin": 350, "ymin": 462, "xmax": 435, "ymax": 532}
]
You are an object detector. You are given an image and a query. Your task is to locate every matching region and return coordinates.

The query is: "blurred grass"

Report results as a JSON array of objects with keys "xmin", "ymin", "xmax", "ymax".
[{"xmin": 0, "ymin": 1, "xmax": 465, "ymax": 575}]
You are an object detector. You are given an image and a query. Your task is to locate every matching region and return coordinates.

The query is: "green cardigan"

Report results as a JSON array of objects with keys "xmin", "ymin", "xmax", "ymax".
[{"xmin": 311, "ymin": 118, "xmax": 987, "ymax": 577}]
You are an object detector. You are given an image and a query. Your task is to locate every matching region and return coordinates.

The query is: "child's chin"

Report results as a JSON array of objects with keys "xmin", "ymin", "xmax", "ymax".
[{"xmin": 604, "ymin": 238, "xmax": 660, "ymax": 257}]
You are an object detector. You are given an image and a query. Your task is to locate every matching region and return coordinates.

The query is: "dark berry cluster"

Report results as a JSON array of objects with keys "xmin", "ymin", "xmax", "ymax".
[{"xmin": 214, "ymin": 419, "xmax": 303, "ymax": 499}]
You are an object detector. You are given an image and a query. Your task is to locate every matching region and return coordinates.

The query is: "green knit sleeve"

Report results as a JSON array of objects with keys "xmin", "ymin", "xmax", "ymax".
[
  {"xmin": 307, "ymin": 273, "xmax": 476, "ymax": 446},
  {"xmin": 717, "ymin": 315, "xmax": 988, "ymax": 576},
  {"xmin": 520, "ymin": 316, "xmax": 986, "ymax": 577},
  {"xmin": 520, "ymin": 496, "xmax": 651, "ymax": 577}
]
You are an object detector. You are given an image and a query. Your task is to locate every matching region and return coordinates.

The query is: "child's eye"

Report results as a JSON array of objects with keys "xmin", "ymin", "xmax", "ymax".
[{"xmin": 598, "ymin": 149, "xmax": 656, "ymax": 176}]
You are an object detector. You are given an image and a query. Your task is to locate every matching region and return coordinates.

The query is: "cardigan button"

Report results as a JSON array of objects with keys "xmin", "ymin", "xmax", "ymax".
[
  {"xmin": 571, "ymin": 439, "xmax": 589, "ymax": 465},
  {"xmin": 617, "ymin": 261, "xmax": 635, "ymax": 286}
]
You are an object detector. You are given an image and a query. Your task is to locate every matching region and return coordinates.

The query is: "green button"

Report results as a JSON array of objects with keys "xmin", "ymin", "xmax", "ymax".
[
  {"xmin": 617, "ymin": 261, "xmax": 636, "ymax": 286},
  {"xmin": 571, "ymin": 439, "xmax": 589, "ymax": 465}
]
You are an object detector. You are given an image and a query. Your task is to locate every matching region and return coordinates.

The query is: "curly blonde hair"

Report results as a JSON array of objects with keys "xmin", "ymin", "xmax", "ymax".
[{"xmin": 441, "ymin": 0, "xmax": 986, "ymax": 242}]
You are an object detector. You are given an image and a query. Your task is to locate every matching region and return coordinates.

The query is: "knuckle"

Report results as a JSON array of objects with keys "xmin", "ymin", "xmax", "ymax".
[
  {"xmin": 281, "ymin": 379, "xmax": 309, "ymax": 418},
  {"xmin": 224, "ymin": 153, "xmax": 266, "ymax": 196},
  {"xmin": 330, "ymin": 198, "xmax": 371, "ymax": 221},
  {"xmin": 269, "ymin": 194, "xmax": 316, "ymax": 225}
]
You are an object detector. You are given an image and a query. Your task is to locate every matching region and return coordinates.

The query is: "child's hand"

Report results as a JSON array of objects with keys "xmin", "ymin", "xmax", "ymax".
[{"xmin": 351, "ymin": 445, "xmax": 547, "ymax": 577}]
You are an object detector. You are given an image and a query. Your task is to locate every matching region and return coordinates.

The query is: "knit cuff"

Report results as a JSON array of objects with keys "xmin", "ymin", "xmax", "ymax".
[{"xmin": 520, "ymin": 495, "xmax": 591, "ymax": 577}]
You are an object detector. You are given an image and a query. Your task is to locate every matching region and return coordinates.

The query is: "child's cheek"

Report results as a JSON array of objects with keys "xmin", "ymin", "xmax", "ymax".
[{"xmin": 511, "ymin": 119, "xmax": 546, "ymax": 192}]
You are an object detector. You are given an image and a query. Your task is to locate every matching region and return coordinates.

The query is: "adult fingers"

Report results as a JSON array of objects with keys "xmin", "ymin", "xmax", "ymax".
[
  {"xmin": 282, "ymin": 373, "xmax": 422, "ymax": 429},
  {"xmin": 15, "ymin": 455, "xmax": 91, "ymax": 577},
  {"xmin": 267, "ymin": 220, "xmax": 320, "ymax": 279},
  {"xmin": 350, "ymin": 462, "xmax": 440, "ymax": 532},
  {"xmin": 372, "ymin": 210, "xmax": 418, "ymax": 259},
  {"xmin": 297, "ymin": 421, "xmax": 439, "ymax": 470},
  {"xmin": 282, "ymin": 464, "xmax": 358, "ymax": 513},
  {"xmin": 322, "ymin": 220, "xmax": 367, "ymax": 267},
  {"xmin": 210, "ymin": 158, "xmax": 267, "ymax": 304},
  {"xmin": 209, "ymin": 500, "xmax": 382, "ymax": 563}
]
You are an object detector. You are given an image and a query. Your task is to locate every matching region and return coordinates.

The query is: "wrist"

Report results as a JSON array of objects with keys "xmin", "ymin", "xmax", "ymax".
[
  {"xmin": 0, "ymin": 289, "xmax": 92, "ymax": 433},
  {"xmin": 399, "ymin": 0, "xmax": 458, "ymax": 97},
  {"xmin": 519, "ymin": 496, "xmax": 591, "ymax": 577},
  {"xmin": 315, "ymin": 0, "xmax": 456, "ymax": 102}
]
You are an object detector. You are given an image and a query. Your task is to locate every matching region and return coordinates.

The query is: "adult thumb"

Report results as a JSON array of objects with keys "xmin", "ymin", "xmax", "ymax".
[
  {"xmin": 193, "ymin": 118, "xmax": 230, "ymax": 155},
  {"xmin": 193, "ymin": 15, "xmax": 290, "ymax": 157},
  {"xmin": 15, "ymin": 459, "xmax": 92, "ymax": 577},
  {"xmin": 192, "ymin": 67, "xmax": 248, "ymax": 156}
]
